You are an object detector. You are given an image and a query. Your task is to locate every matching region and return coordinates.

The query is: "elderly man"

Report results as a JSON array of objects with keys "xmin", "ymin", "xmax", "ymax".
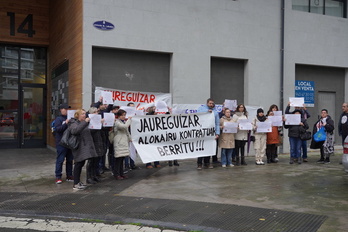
[{"xmin": 338, "ymin": 102, "xmax": 348, "ymax": 146}]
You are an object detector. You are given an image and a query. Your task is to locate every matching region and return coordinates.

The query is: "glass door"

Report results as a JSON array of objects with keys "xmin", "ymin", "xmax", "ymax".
[{"xmin": 20, "ymin": 84, "xmax": 46, "ymax": 148}]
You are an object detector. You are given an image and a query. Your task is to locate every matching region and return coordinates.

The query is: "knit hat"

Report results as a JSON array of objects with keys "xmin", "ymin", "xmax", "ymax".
[{"xmin": 257, "ymin": 108, "xmax": 264, "ymax": 114}]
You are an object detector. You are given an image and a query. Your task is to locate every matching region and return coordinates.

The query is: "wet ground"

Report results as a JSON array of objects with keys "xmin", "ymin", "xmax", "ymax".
[{"xmin": 0, "ymin": 148, "xmax": 347, "ymax": 231}]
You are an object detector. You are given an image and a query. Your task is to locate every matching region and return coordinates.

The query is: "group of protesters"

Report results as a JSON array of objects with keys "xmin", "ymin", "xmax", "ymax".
[
  {"xmin": 197, "ymin": 98, "xmax": 344, "ymax": 170},
  {"xmin": 53, "ymin": 96, "xmax": 348, "ymax": 190}
]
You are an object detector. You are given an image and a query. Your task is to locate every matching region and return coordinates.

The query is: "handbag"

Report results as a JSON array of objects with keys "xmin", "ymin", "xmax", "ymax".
[
  {"xmin": 59, "ymin": 128, "xmax": 79, "ymax": 150},
  {"xmin": 300, "ymin": 131, "xmax": 312, "ymax": 140},
  {"xmin": 313, "ymin": 127, "xmax": 326, "ymax": 142}
]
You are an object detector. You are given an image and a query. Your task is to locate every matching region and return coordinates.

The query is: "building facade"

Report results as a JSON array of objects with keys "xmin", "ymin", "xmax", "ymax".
[{"xmin": 0, "ymin": 0, "xmax": 347, "ymax": 151}]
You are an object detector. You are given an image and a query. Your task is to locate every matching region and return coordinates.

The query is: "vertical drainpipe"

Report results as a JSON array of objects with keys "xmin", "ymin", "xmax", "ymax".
[
  {"xmin": 280, "ymin": 0, "xmax": 285, "ymax": 112},
  {"xmin": 280, "ymin": 0, "xmax": 285, "ymax": 153}
]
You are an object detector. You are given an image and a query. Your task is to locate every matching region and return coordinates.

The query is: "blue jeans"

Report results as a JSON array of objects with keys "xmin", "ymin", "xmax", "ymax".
[
  {"xmin": 125, "ymin": 156, "xmax": 135, "ymax": 168},
  {"xmin": 55, "ymin": 145, "xmax": 73, "ymax": 178},
  {"xmin": 301, "ymin": 140, "xmax": 307, "ymax": 159},
  {"xmin": 289, "ymin": 137, "xmax": 302, "ymax": 159},
  {"xmin": 221, "ymin": 148, "xmax": 233, "ymax": 165}
]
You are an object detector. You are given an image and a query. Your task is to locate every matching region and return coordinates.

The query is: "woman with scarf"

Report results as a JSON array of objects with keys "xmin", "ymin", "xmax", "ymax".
[
  {"xmin": 252, "ymin": 108, "xmax": 268, "ymax": 165},
  {"xmin": 232, "ymin": 104, "xmax": 249, "ymax": 165},
  {"xmin": 310, "ymin": 109, "xmax": 335, "ymax": 164},
  {"xmin": 219, "ymin": 109, "xmax": 235, "ymax": 167}
]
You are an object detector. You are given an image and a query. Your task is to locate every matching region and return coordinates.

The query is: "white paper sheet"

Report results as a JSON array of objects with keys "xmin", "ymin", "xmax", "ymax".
[
  {"xmin": 135, "ymin": 110, "xmax": 145, "ymax": 116},
  {"xmin": 284, "ymin": 114, "xmax": 301, "ymax": 125},
  {"xmin": 67, "ymin": 110, "xmax": 76, "ymax": 119},
  {"xmin": 88, "ymin": 114, "xmax": 102, "ymax": 129},
  {"xmin": 101, "ymin": 91, "xmax": 114, "ymax": 105},
  {"xmin": 273, "ymin": 111, "xmax": 282, "ymax": 116},
  {"xmin": 223, "ymin": 122, "xmax": 238, "ymax": 133},
  {"xmin": 267, "ymin": 116, "xmax": 283, "ymax": 126},
  {"xmin": 224, "ymin": 99, "xmax": 237, "ymax": 111},
  {"xmin": 103, "ymin": 112, "xmax": 115, "ymax": 127},
  {"xmin": 239, "ymin": 122, "xmax": 252, "ymax": 130},
  {"xmin": 289, "ymin": 97, "xmax": 304, "ymax": 107},
  {"xmin": 256, "ymin": 122, "xmax": 272, "ymax": 133},
  {"xmin": 120, "ymin": 106, "xmax": 136, "ymax": 118}
]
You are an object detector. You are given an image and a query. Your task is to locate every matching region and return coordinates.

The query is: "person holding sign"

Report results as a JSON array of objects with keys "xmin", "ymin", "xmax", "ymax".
[
  {"xmin": 112, "ymin": 109, "xmax": 132, "ymax": 180},
  {"xmin": 285, "ymin": 102, "xmax": 311, "ymax": 162},
  {"xmin": 86, "ymin": 107, "xmax": 105, "ymax": 184},
  {"xmin": 252, "ymin": 109, "xmax": 268, "ymax": 165},
  {"xmin": 284, "ymin": 110, "xmax": 309, "ymax": 164},
  {"xmin": 266, "ymin": 110, "xmax": 280, "ymax": 163},
  {"xmin": 219, "ymin": 109, "xmax": 235, "ymax": 167},
  {"xmin": 232, "ymin": 104, "xmax": 249, "ymax": 166},
  {"xmin": 69, "ymin": 109, "xmax": 98, "ymax": 190},
  {"xmin": 196, "ymin": 98, "xmax": 220, "ymax": 169}
]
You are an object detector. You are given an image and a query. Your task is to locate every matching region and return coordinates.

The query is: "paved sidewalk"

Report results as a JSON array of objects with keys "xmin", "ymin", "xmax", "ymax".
[{"xmin": 0, "ymin": 148, "xmax": 347, "ymax": 231}]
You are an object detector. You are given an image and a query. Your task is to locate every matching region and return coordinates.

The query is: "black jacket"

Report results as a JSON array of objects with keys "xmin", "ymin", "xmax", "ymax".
[
  {"xmin": 310, "ymin": 115, "xmax": 334, "ymax": 149},
  {"xmin": 54, "ymin": 114, "xmax": 68, "ymax": 146},
  {"xmin": 284, "ymin": 118, "xmax": 309, "ymax": 138}
]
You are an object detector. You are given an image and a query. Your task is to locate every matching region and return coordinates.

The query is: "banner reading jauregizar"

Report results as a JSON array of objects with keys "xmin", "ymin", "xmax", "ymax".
[{"xmin": 131, "ymin": 112, "xmax": 217, "ymax": 163}]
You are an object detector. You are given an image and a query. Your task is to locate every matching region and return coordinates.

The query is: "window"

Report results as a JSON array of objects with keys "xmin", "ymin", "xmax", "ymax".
[{"xmin": 292, "ymin": 0, "xmax": 347, "ymax": 18}]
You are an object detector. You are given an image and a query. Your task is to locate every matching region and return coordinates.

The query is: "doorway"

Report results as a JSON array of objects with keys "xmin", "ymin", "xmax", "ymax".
[{"xmin": 0, "ymin": 45, "xmax": 47, "ymax": 148}]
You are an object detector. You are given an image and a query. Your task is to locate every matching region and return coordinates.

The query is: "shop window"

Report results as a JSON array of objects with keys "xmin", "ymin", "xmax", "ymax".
[{"xmin": 292, "ymin": 0, "xmax": 346, "ymax": 18}]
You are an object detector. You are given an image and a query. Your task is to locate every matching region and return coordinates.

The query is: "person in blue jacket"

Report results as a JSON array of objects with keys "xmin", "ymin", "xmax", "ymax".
[
  {"xmin": 196, "ymin": 98, "xmax": 220, "ymax": 169},
  {"xmin": 54, "ymin": 103, "xmax": 73, "ymax": 184}
]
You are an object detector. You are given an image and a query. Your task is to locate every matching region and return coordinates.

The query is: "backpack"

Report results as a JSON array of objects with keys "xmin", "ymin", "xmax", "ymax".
[{"xmin": 51, "ymin": 120, "xmax": 56, "ymax": 136}]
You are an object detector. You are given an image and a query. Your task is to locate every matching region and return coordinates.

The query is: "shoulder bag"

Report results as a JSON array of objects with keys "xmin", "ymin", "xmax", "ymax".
[
  {"xmin": 313, "ymin": 127, "xmax": 326, "ymax": 142},
  {"xmin": 59, "ymin": 128, "xmax": 79, "ymax": 150}
]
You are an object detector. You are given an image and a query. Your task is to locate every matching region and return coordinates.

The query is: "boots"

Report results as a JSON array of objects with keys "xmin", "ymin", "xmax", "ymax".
[
  {"xmin": 173, "ymin": 160, "xmax": 179, "ymax": 166},
  {"xmin": 266, "ymin": 153, "xmax": 271, "ymax": 164},
  {"xmin": 236, "ymin": 156, "xmax": 240, "ymax": 166},
  {"xmin": 86, "ymin": 160, "xmax": 97, "ymax": 184},
  {"xmin": 289, "ymin": 157, "xmax": 294, "ymax": 164},
  {"xmin": 241, "ymin": 156, "xmax": 247, "ymax": 165},
  {"xmin": 297, "ymin": 157, "xmax": 302, "ymax": 164}
]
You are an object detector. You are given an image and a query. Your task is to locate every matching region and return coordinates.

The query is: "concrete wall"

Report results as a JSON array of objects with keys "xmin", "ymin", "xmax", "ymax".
[
  {"xmin": 82, "ymin": 0, "xmax": 282, "ymax": 109},
  {"xmin": 82, "ymin": 0, "xmax": 348, "ymax": 152}
]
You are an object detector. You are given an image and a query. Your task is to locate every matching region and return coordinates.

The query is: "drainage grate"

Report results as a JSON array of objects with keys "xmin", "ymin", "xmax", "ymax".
[{"xmin": 0, "ymin": 192, "xmax": 326, "ymax": 232}]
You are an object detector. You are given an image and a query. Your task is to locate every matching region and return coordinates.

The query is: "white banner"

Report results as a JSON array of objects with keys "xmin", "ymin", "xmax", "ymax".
[
  {"xmin": 172, "ymin": 104, "xmax": 223, "ymax": 114},
  {"xmin": 95, "ymin": 87, "xmax": 171, "ymax": 111},
  {"xmin": 131, "ymin": 112, "xmax": 217, "ymax": 163}
]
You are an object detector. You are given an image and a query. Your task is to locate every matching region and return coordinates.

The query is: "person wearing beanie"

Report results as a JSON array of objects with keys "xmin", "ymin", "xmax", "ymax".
[{"xmin": 252, "ymin": 108, "xmax": 268, "ymax": 165}]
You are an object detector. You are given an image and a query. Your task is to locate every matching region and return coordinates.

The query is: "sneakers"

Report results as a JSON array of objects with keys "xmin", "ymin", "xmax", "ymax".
[
  {"xmin": 197, "ymin": 165, "xmax": 202, "ymax": 170},
  {"xmin": 208, "ymin": 164, "xmax": 214, "ymax": 169},
  {"xmin": 317, "ymin": 159, "xmax": 325, "ymax": 164},
  {"xmin": 55, "ymin": 178, "xmax": 62, "ymax": 184},
  {"xmin": 289, "ymin": 158, "xmax": 294, "ymax": 164},
  {"xmin": 228, "ymin": 164, "xmax": 234, "ymax": 167},
  {"xmin": 73, "ymin": 182, "xmax": 87, "ymax": 190},
  {"xmin": 66, "ymin": 176, "xmax": 74, "ymax": 182},
  {"xmin": 303, "ymin": 158, "xmax": 308, "ymax": 162},
  {"xmin": 222, "ymin": 164, "xmax": 226, "ymax": 168},
  {"xmin": 324, "ymin": 159, "xmax": 330, "ymax": 164},
  {"xmin": 259, "ymin": 161, "xmax": 265, "ymax": 165},
  {"xmin": 256, "ymin": 161, "xmax": 261, "ymax": 165}
]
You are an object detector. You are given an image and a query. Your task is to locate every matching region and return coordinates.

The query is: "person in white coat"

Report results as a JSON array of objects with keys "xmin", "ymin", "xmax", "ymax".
[
  {"xmin": 232, "ymin": 104, "xmax": 249, "ymax": 165},
  {"xmin": 252, "ymin": 108, "xmax": 268, "ymax": 165},
  {"xmin": 112, "ymin": 109, "xmax": 132, "ymax": 180}
]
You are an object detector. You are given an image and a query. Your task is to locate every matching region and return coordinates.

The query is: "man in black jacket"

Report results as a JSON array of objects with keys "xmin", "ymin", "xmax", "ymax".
[
  {"xmin": 338, "ymin": 102, "xmax": 348, "ymax": 145},
  {"xmin": 54, "ymin": 103, "xmax": 73, "ymax": 184}
]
